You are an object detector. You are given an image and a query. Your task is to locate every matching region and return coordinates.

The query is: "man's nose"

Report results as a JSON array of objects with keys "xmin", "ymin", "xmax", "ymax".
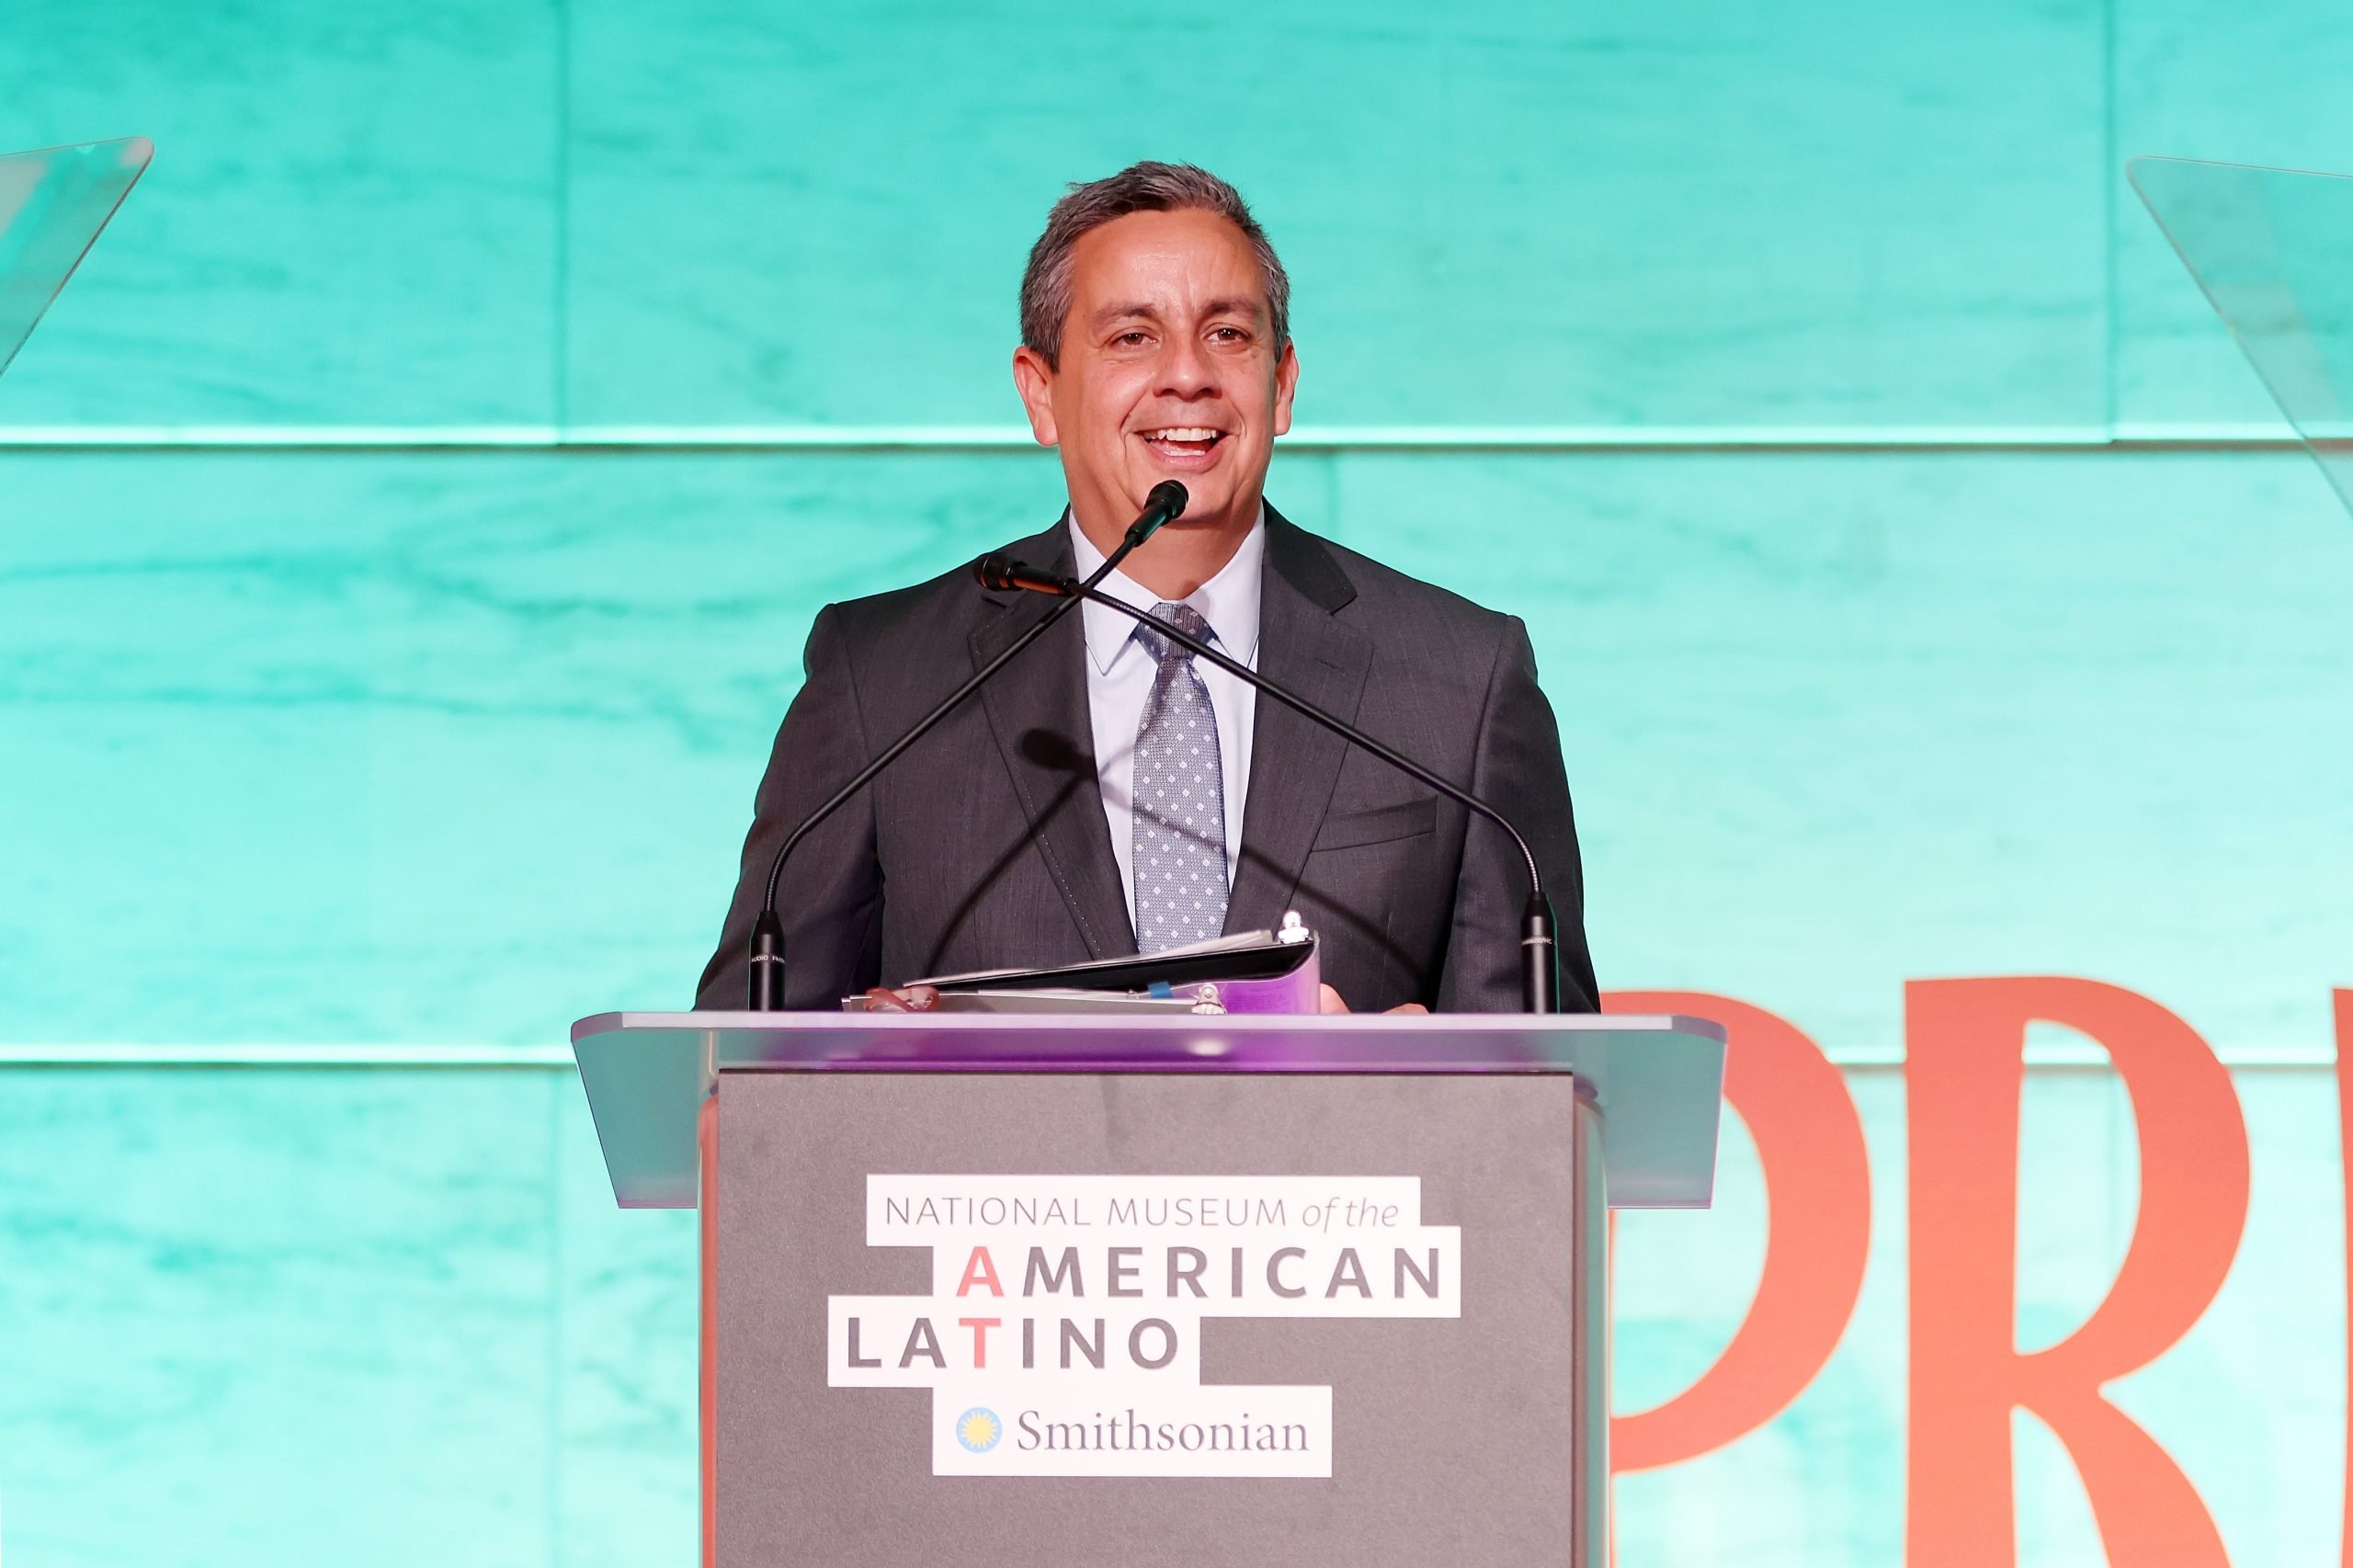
[{"xmin": 1155, "ymin": 335, "xmax": 1219, "ymax": 399}]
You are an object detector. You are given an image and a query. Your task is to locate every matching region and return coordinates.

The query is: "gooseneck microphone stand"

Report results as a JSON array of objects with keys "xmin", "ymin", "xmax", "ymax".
[
  {"xmin": 976, "ymin": 554, "xmax": 1563, "ymax": 1015},
  {"xmin": 745, "ymin": 482, "xmax": 1189, "ymax": 1010}
]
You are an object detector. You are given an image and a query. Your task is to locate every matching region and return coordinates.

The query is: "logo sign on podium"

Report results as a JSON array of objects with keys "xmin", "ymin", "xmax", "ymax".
[{"xmin": 826, "ymin": 1176, "xmax": 1462, "ymax": 1477}]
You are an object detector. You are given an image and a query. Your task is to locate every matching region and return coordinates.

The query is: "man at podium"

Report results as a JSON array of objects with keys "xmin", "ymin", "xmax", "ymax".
[{"xmin": 697, "ymin": 162, "xmax": 1596, "ymax": 1015}]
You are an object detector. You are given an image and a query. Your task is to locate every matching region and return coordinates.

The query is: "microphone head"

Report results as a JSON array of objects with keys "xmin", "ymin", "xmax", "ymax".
[
  {"xmin": 976, "ymin": 554, "xmax": 1062, "ymax": 595},
  {"xmin": 1127, "ymin": 480, "xmax": 1189, "ymax": 548}
]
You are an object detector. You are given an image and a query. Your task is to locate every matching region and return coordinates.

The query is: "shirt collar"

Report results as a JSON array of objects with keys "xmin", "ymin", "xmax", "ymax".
[{"xmin": 1067, "ymin": 505, "xmax": 1267, "ymax": 676}]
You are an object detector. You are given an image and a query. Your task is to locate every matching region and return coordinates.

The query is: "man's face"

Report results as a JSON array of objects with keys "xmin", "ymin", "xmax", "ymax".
[{"xmin": 1014, "ymin": 208, "xmax": 1298, "ymax": 542}]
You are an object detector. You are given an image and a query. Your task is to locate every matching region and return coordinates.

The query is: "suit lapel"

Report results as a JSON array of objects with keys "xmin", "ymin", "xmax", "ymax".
[
  {"xmin": 1225, "ymin": 511, "xmax": 1370, "ymax": 935},
  {"xmin": 972, "ymin": 521, "xmax": 1137, "ymax": 960}
]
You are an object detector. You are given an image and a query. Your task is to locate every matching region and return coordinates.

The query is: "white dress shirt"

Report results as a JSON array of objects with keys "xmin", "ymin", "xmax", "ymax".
[{"xmin": 1070, "ymin": 509, "xmax": 1264, "ymax": 927}]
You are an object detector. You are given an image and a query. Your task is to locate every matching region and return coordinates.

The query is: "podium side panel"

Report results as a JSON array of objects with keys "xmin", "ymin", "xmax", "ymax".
[
  {"xmin": 699, "ymin": 1092, "xmax": 719, "ymax": 1568},
  {"xmin": 1573, "ymin": 1095, "xmax": 1608, "ymax": 1567},
  {"xmin": 714, "ymin": 1071, "xmax": 1586, "ymax": 1567}
]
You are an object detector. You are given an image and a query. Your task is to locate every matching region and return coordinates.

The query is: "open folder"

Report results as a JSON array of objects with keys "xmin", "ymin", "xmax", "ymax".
[{"xmin": 842, "ymin": 915, "xmax": 1322, "ymax": 1015}]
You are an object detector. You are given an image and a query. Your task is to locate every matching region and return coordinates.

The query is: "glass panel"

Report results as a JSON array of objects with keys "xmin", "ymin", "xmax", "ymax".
[
  {"xmin": 0, "ymin": 136, "xmax": 153, "ymax": 380},
  {"xmin": 2131, "ymin": 155, "xmax": 2353, "ymax": 516}
]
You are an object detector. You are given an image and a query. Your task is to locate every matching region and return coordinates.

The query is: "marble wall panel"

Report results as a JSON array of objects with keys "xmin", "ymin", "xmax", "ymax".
[
  {"xmin": 551, "ymin": 1085, "xmax": 698, "ymax": 1566},
  {"xmin": 0, "ymin": 1067, "xmax": 558, "ymax": 1567},
  {"xmin": 0, "ymin": 0, "xmax": 558, "ymax": 426},
  {"xmin": 1614, "ymin": 1069, "xmax": 1908, "ymax": 1566},
  {"xmin": 563, "ymin": 0, "xmax": 2109, "ymax": 431},
  {"xmin": 12, "ymin": 0, "xmax": 2353, "ymax": 437},
  {"xmin": 2112, "ymin": 0, "xmax": 2353, "ymax": 428},
  {"xmin": 2120, "ymin": 1065, "xmax": 2349, "ymax": 1566},
  {"xmin": 7, "ymin": 446, "xmax": 2346, "ymax": 1051},
  {"xmin": 1325, "ymin": 447, "xmax": 2353, "ymax": 1053},
  {"xmin": 0, "ymin": 447, "xmax": 1341, "ymax": 1044},
  {"xmin": 1532, "ymin": 1061, "xmax": 2347, "ymax": 1567}
]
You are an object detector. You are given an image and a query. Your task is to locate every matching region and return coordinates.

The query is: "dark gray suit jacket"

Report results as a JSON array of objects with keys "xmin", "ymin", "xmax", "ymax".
[{"xmin": 695, "ymin": 507, "xmax": 1597, "ymax": 1013}]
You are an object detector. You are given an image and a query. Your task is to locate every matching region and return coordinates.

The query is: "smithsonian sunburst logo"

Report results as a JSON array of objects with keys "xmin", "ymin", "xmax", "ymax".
[{"xmin": 954, "ymin": 1407, "xmax": 1004, "ymax": 1453}]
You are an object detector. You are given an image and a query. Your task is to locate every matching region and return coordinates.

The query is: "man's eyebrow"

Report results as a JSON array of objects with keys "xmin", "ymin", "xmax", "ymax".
[
  {"xmin": 1087, "ymin": 298, "xmax": 1267, "ymax": 329},
  {"xmin": 1089, "ymin": 301, "xmax": 1164, "ymax": 328}
]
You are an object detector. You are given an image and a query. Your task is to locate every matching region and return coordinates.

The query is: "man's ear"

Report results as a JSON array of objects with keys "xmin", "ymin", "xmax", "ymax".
[
  {"xmin": 1011, "ymin": 346, "xmax": 1060, "ymax": 448},
  {"xmin": 1271, "ymin": 338, "xmax": 1300, "ymax": 438}
]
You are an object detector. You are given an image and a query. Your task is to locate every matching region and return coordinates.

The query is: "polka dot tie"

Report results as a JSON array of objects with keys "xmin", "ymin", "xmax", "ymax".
[{"xmin": 1131, "ymin": 602, "xmax": 1228, "ymax": 954}]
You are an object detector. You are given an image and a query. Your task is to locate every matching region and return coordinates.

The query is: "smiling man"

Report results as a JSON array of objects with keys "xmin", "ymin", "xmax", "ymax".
[{"xmin": 696, "ymin": 162, "xmax": 1597, "ymax": 1013}]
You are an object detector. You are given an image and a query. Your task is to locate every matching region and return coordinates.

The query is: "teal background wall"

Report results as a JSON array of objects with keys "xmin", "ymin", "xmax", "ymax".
[{"xmin": 5, "ymin": 2, "xmax": 2353, "ymax": 1563}]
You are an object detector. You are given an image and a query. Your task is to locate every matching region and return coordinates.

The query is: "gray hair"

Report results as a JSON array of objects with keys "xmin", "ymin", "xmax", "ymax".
[{"xmin": 1018, "ymin": 162, "xmax": 1290, "ymax": 369}]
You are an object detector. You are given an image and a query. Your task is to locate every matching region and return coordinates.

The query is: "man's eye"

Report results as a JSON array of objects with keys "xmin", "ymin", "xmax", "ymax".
[
  {"xmin": 1210, "ymin": 326, "xmax": 1247, "ymax": 343},
  {"xmin": 1113, "ymin": 331, "xmax": 1152, "ymax": 347}
]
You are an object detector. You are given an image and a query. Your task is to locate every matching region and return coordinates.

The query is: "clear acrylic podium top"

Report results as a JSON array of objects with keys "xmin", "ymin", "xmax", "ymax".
[{"xmin": 570, "ymin": 1009, "xmax": 1727, "ymax": 1212}]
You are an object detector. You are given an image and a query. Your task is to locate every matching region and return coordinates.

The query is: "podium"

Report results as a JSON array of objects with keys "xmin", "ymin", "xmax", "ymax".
[{"xmin": 571, "ymin": 1009, "xmax": 1725, "ymax": 1568}]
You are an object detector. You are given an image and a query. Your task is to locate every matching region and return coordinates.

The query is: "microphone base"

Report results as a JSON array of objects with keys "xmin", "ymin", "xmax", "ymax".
[
  {"xmin": 1519, "ymin": 892, "xmax": 1560, "ymax": 1015},
  {"xmin": 749, "ymin": 911, "xmax": 788, "ymax": 1011}
]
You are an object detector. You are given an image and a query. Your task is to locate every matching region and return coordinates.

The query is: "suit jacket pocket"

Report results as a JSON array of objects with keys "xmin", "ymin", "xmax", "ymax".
[{"xmin": 1312, "ymin": 798, "xmax": 1437, "ymax": 851}]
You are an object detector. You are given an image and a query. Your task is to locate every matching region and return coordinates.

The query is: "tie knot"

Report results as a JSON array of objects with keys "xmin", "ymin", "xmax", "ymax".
[{"xmin": 1137, "ymin": 601, "xmax": 1213, "ymax": 665}]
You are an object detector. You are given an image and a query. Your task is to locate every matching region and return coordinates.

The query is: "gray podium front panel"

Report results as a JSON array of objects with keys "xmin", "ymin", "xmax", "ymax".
[{"xmin": 717, "ymin": 1071, "xmax": 1593, "ymax": 1567}]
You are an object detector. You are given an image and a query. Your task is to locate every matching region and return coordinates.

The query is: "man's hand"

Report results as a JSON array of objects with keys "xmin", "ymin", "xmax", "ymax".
[
  {"xmin": 1318, "ymin": 983, "xmax": 1429, "ymax": 1017},
  {"xmin": 861, "ymin": 984, "xmax": 942, "ymax": 1012}
]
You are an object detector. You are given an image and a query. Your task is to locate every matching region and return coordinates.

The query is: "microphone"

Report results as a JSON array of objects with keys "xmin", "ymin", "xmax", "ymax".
[
  {"xmin": 975, "ymin": 558, "xmax": 1563, "ymax": 1014},
  {"xmin": 745, "ymin": 482, "xmax": 1187, "ymax": 1009},
  {"xmin": 973, "ymin": 557, "xmax": 1066, "ymax": 595},
  {"xmin": 1123, "ymin": 479, "xmax": 1189, "ymax": 549}
]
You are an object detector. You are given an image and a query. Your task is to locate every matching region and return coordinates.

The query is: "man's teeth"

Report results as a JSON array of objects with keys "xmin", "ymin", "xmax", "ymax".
[{"xmin": 1142, "ymin": 428, "xmax": 1220, "ymax": 441}]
